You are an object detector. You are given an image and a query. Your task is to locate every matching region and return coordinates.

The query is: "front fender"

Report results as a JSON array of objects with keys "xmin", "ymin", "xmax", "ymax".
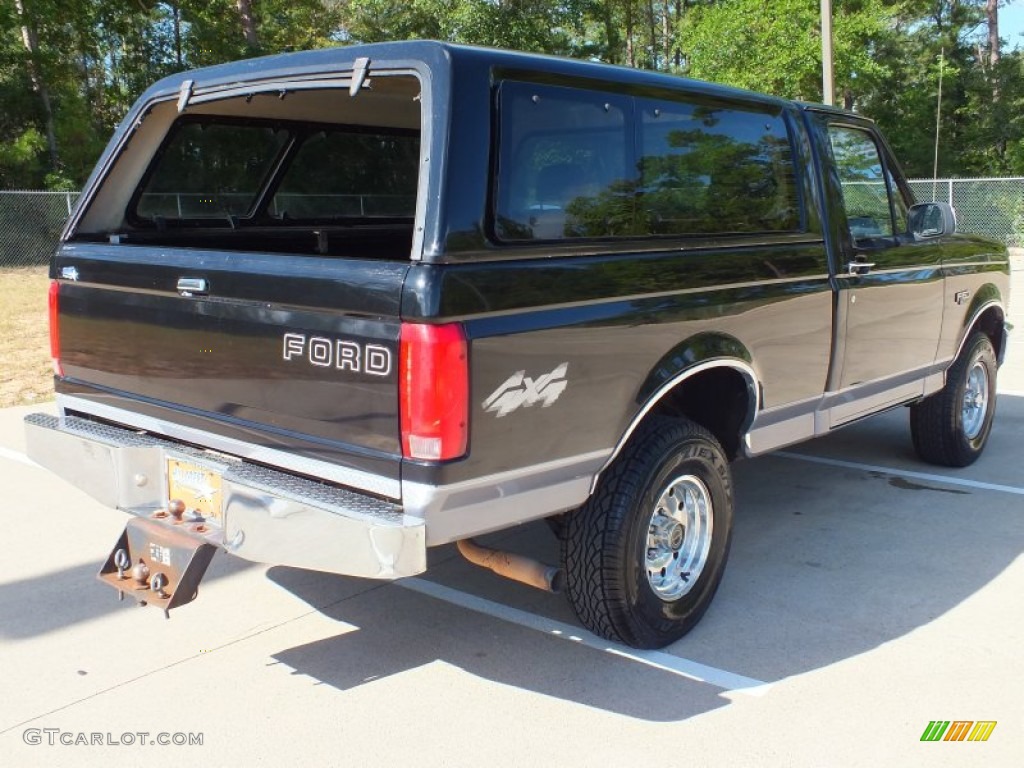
[{"xmin": 953, "ymin": 286, "xmax": 1006, "ymax": 363}]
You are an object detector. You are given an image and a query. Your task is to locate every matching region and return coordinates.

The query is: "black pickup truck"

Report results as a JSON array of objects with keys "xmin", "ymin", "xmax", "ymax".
[{"xmin": 26, "ymin": 41, "xmax": 1010, "ymax": 649}]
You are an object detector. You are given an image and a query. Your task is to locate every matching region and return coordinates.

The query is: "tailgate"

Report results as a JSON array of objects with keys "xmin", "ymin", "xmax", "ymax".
[{"xmin": 54, "ymin": 243, "xmax": 407, "ymax": 491}]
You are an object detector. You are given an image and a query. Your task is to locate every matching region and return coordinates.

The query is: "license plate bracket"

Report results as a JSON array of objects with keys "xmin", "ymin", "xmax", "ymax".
[{"xmin": 166, "ymin": 457, "xmax": 223, "ymax": 522}]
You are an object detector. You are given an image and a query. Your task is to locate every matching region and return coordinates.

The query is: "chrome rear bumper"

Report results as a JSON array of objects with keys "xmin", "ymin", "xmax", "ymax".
[{"xmin": 24, "ymin": 413, "xmax": 426, "ymax": 579}]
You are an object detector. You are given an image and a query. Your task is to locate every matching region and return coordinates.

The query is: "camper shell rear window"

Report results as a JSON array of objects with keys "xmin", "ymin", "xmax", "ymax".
[
  {"xmin": 130, "ymin": 117, "xmax": 419, "ymax": 227},
  {"xmin": 70, "ymin": 71, "xmax": 425, "ymax": 259}
]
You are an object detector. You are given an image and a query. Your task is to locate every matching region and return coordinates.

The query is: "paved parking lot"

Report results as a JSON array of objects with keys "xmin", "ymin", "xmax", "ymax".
[{"xmin": 1, "ymin": 258, "xmax": 1021, "ymax": 767}]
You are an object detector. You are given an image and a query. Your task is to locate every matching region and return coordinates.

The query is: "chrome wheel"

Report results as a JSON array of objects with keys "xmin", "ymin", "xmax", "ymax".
[
  {"xmin": 645, "ymin": 474, "xmax": 713, "ymax": 601},
  {"xmin": 563, "ymin": 416, "xmax": 734, "ymax": 648},
  {"xmin": 962, "ymin": 360, "xmax": 990, "ymax": 440}
]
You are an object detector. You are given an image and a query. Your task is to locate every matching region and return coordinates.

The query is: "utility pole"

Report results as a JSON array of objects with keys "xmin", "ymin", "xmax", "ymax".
[
  {"xmin": 932, "ymin": 47, "xmax": 945, "ymax": 199},
  {"xmin": 821, "ymin": 0, "xmax": 834, "ymax": 105}
]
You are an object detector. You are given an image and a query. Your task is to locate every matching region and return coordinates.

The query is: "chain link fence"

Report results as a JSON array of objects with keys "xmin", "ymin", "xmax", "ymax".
[
  {"xmin": 908, "ymin": 177, "xmax": 1024, "ymax": 247},
  {"xmin": 1, "ymin": 179, "xmax": 1021, "ymax": 267},
  {"xmin": 0, "ymin": 191, "xmax": 77, "ymax": 268}
]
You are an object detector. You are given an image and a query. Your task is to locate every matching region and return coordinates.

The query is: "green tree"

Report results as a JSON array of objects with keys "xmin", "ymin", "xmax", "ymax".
[
  {"xmin": 0, "ymin": 0, "xmax": 1021, "ymax": 187},
  {"xmin": 860, "ymin": 0, "xmax": 1023, "ymax": 177},
  {"xmin": 681, "ymin": 0, "xmax": 893, "ymax": 103}
]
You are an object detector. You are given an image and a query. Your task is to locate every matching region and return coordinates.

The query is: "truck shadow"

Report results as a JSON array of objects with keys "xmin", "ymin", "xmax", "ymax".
[
  {"xmin": 267, "ymin": 565, "xmax": 728, "ymax": 722},
  {"xmin": 266, "ymin": 397, "xmax": 1024, "ymax": 722},
  {"xmin": 0, "ymin": 544, "xmax": 254, "ymax": 640}
]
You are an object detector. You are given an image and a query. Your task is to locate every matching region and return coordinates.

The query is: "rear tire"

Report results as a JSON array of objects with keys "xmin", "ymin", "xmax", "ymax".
[
  {"xmin": 910, "ymin": 332, "xmax": 997, "ymax": 467},
  {"xmin": 561, "ymin": 416, "xmax": 733, "ymax": 649}
]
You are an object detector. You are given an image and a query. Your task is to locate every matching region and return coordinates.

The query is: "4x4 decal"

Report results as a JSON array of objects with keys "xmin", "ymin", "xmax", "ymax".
[{"xmin": 482, "ymin": 363, "xmax": 569, "ymax": 417}]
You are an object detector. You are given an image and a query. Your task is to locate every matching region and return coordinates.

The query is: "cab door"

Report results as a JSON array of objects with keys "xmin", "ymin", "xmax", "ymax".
[{"xmin": 821, "ymin": 119, "xmax": 944, "ymax": 406}]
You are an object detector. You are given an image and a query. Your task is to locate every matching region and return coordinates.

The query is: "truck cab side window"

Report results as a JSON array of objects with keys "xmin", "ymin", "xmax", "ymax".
[{"xmin": 827, "ymin": 125, "xmax": 898, "ymax": 243}]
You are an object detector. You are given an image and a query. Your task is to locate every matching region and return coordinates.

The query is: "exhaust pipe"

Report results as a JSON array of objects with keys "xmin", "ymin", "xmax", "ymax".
[{"xmin": 456, "ymin": 539, "xmax": 564, "ymax": 594}]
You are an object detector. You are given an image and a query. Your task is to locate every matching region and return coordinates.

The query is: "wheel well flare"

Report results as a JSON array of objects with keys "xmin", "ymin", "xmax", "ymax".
[{"xmin": 648, "ymin": 366, "xmax": 756, "ymax": 460}]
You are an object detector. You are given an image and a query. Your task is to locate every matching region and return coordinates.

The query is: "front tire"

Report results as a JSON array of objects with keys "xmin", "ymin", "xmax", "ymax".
[
  {"xmin": 561, "ymin": 416, "xmax": 733, "ymax": 649},
  {"xmin": 910, "ymin": 331, "xmax": 997, "ymax": 467}
]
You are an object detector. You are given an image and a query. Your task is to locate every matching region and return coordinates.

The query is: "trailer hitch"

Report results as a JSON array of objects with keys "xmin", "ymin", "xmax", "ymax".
[{"xmin": 98, "ymin": 516, "xmax": 217, "ymax": 618}]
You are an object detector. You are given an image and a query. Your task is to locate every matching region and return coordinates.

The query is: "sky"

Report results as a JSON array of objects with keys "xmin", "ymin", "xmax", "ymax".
[{"xmin": 1003, "ymin": 1, "xmax": 1023, "ymax": 51}]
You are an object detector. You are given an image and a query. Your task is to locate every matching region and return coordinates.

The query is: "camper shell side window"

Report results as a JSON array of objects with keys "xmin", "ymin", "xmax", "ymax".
[{"xmin": 493, "ymin": 80, "xmax": 803, "ymax": 243}]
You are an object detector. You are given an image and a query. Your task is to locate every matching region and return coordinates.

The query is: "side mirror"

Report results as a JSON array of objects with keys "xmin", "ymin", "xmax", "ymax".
[{"xmin": 909, "ymin": 201, "xmax": 956, "ymax": 239}]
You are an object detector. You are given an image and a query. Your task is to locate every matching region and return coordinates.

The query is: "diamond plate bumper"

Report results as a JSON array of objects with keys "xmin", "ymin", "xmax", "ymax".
[{"xmin": 25, "ymin": 413, "xmax": 426, "ymax": 579}]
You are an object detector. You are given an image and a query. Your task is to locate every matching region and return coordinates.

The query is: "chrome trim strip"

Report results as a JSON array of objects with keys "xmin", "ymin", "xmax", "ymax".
[
  {"xmin": 57, "ymin": 394, "xmax": 401, "ymax": 499},
  {"xmin": 833, "ymin": 266, "xmax": 941, "ymax": 280},
  {"xmin": 459, "ymin": 233, "xmax": 827, "ymax": 264},
  {"xmin": 441, "ymin": 285, "xmax": 822, "ymax": 324},
  {"xmin": 942, "ymin": 260, "xmax": 1011, "ymax": 269},
  {"xmin": 432, "ymin": 273, "xmax": 834, "ymax": 322},
  {"xmin": 592, "ymin": 359, "xmax": 760, "ymax": 492}
]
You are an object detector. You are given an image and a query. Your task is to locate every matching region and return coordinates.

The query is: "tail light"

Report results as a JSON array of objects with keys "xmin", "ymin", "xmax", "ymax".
[
  {"xmin": 48, "ymin": 280, "xmax": 63, "ymax": 377},
  {"xmin": 399, "ymin": 323, "xmax": 468, "ymax": 461}
]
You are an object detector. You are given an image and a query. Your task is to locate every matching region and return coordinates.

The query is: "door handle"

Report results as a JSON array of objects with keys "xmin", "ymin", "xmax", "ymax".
[
  {"xmin": 177, "ymin": 277, "xmax": 208, "ymax": 296},
  {"xmin": 847, "ymin": 261, "xmax": 876, "ymax": 276}
]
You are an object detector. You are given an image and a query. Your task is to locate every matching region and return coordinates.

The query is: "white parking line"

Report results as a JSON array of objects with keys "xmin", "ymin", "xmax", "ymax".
[
  {"xmin": 0, "ymin": 446, "xmax": 39, "ymax": 468},
  {"xmin": 0, "ymin": 441, "xmax": 771, "ymax": 696},
  {"xmin": 398, "ymin": 577, "xmax": 771, "ymax": 697},
  {"xmin": 776, "ymin": 451, "xmax": 1024, "ymax": 495}
]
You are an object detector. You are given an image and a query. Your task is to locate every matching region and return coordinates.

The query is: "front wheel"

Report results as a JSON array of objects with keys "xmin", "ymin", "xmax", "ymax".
[
  {"xmin": 561, "ymin": 416, "xmax": 733, "ymax": 649},
  {"xmin": 910, "ymin": 331, "xmax": 998, "ymax": 467}
]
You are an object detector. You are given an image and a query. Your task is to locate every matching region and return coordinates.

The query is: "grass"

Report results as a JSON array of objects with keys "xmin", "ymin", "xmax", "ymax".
[{"xmin": 0, "ymin": 266, "xmax": 53, "ymax": 408}]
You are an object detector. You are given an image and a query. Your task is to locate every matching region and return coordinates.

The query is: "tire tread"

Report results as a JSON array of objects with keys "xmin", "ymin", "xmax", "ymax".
[
  {"xmin": 561, "ymin": 416, "xmax": 731, "ymax": 648},
  {"xmin": 910, "ymin": 332, "xmax": 996, "ymax": 468}
]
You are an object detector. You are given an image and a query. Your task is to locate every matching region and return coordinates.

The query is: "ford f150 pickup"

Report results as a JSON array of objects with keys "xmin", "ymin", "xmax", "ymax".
[{"xmin": 25, "ymin": 41, "xmax": 1010, "ymax": 649}]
